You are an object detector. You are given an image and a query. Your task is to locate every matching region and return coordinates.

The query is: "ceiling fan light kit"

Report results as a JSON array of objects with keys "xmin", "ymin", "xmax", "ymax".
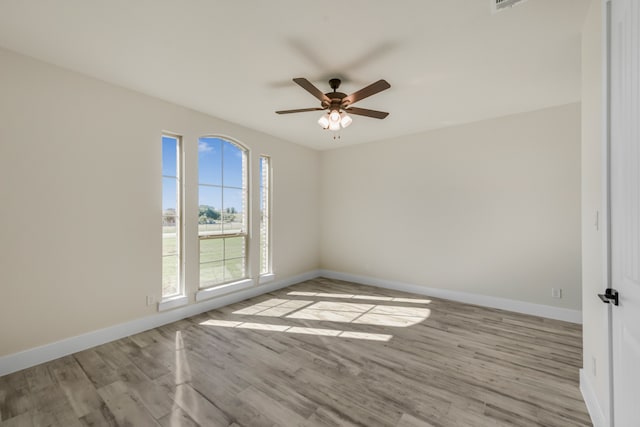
[
  {"xmin": 317, "ymin": 114, "xmax": 330, "ymax": 129},
  {"xmin": 318, "ymin": 109, "xmax": 353, "ymax": 130},
  {"xmin": 340, "ymin": 112, "xmax": 353, "ymax": 128},
  {"xmin": 276, "ymin": 77, "xmax": 390, "ymax": 132}
]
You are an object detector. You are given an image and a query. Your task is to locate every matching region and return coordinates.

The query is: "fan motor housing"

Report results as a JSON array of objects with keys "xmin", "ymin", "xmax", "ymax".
[{"xmin": 322, "ymin": 92, "xmax": 347, "ymax": 109}]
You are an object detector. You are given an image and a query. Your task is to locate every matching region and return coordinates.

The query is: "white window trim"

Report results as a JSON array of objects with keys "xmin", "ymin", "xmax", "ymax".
[
  {"xmin": 195, "ymin": 278, "xmax": 254, "ymax": 302},
  {"xmin": 162, "ymin": 133, "xmax": 185, "ymax": 300},
  {"xmin": 259, "ymin": 155, "xmax": 272, "ymax": 275},
  {"xmin": 259, "ymin": 273, "xmax": 275, "ymax": 284},
  {"xmin": 158, "ymin": 295, "xmax": 189, "ymax": 312}
]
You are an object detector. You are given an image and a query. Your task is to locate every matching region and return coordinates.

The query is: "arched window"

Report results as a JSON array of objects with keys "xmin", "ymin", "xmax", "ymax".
[{"xmin": 198, "ymin": 136, "xmax": 247, "ymax": 287}]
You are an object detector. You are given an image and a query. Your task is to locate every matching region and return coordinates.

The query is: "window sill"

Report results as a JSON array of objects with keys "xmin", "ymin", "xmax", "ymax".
[
  {"xmin": 259, "ymin": 273, "xmax": 275, "ymax": 285},
  {"xmin": 158, "ymin": 295, "xmax": 189, "ymax": 312},
  {"xmin": 195, "ymin": 278, "xmax": 254, "ymax": 302}
]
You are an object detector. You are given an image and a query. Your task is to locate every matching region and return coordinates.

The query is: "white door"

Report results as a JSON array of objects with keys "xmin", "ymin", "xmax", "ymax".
[{"xmin": 610, "ymin": 0, "xmax": 640, "ymax": 425}]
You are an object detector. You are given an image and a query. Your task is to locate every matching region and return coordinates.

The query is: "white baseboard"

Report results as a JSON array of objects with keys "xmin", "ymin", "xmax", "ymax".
[
  {"xmin": 0, "ymin": 270, "xmax": 320, "ymax": 377},
  {"xmin": 319, "ymin": 270, "xmax": 582, "ymax": 324},
  {"xmin": 580, "ymin": 368, "xmax": 607, "ymax": 427}
]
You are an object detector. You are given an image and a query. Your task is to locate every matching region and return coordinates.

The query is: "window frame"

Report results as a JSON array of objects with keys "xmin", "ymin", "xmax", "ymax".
[
  {"xmin": 259, "ymin": 155, "xmax": 272, "ymax": 278},
  {"xmin": 161, "ymin": 133, "xmax": 185, "ymax": 301}
]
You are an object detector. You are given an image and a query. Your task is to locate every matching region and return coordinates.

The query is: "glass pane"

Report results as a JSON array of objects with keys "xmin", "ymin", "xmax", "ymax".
[
  {"xmin": 162, "ymin": 214, "xmax": 177, "ymax": 232},
  {"xmin": 162, "ymin": 136, "xmax": 178, "ymax": 177},
  {"xmin": 200, "ymin": 238, "xmax": 224, "ymax": 264},
  {"xmin": 162, "ymin": 134, "xmax": 181, "ymax": 298},
  {"xmin": 225, "ymin": 258, "xmax": 245, "ymax": 282},
  {"xmin": 162, "ymin": 232, "xmax": 178, "ymax": 257},
  {"xmin": 259, "ymin": 185, "xmax": 264, "ymax": 212},
  {"xmin": 222, "ymin": 187, "xmax": 244, "ymax": 233},
  {"xmin": 200, "ymin": 261, "xmax": 224, "ymax": 287},
  {"xmin": 163, "ymin": 255, "xmax": 179, "ymax": 296},
  {"xmin": 199, "ymin": 186, "xmax": 222, "ymax": 236},
  {"xmin": 260, "ymin": 220, "xmax": 267, "ymax": 274},
  {"xmin": 222, "ymin": 140, "xmax": 244, "ymax": 188},
  {"xmin": 224, "ymin": 236, "xmax": 245, "ymax": 259},
  {"xmin": 163, "ymin": 178, "xmax": 178, "ymax": 213},
  {"xmin": 259, "ymin": 156, "xmax": 270, "ymax": 275},
  {"xmin": 198, "ymin": 137, "xmax": 222, "ymax": 185}
]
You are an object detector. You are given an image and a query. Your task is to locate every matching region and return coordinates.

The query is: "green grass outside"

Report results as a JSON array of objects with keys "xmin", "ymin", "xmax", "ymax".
[{"xmin": 162, "ymin": 226, "xmax": 245, "ymax": 296}]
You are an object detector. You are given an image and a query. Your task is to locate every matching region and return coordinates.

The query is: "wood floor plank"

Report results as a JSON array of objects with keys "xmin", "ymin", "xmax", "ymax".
[
  {"xmin": 0, "ymin": 413, "xmax": 32, "ymax": 427},
  {"xmin": 22, "ymin": 366, "xmax": 54, "ymax": 393},
  {"xmin": 73, "ymin": 349, "xmax": 120, "ymax": 389},
  {"xmin": 171, "ymin": 384, "xmax": 230, "ymax": 427},
  {"xmin": 47, "ymin": 357, "xmax": 107, "ymax": 419},
  {"xmin": 0, "ymin": 372, "xmax": 32, "ymax": 422},
  {"xmin": 29, "ymin": 382, "xmax": 86, "ymax": 427},
  {"xmin": 157, "ymin": 407, "xmax": 199, "ymax": 427},
  {"xmin": 77, "ymin": 404, "xmax": 119, "ymax": 427},
  {"xmin": 96, "ymin": 381, "xmax": 159, "ymax": 427},
  {"xmin": 396, "ymin": 413, "xmax": 436, "ymax": 427},
  {"xmin": 115, "ymin": 363, "xmax": 174, "ymax": 419},
  {"xmin": 303, "ymin": 406, "xmax": 364, "ymax": 427},
  {"xmin": 111, "ymin": 340, "xmax": 171, "ymax": 381},
  {"xmin": 237, "ymin": 386, "xmax": 308, "ymax": 426},
  {"xmin": 0, "ymin": 278, "xmax": 591, "ymax": 427}
]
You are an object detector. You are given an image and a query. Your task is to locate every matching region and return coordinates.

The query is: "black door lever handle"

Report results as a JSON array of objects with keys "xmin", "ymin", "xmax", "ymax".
[{"xmin": 598, "ymin": 288, "xmax": 619, "ymax": 306}]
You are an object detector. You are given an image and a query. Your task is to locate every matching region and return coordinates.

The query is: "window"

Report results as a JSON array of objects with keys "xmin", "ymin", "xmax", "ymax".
[
  {"xmin": 198, "ymin": 137, "xmax": 248, "ymax": 287},
  {"xmin": 259, "ymin": 156, "xmax": 271, "ymax": 275},
  {"xmin": 162, "ymin": 134, "xmax": 182, "ymax": 298}
]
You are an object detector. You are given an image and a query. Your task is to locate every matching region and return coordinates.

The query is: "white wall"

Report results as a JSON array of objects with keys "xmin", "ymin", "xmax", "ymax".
[
  {"xmin": 580, "ymin": 0, "xmax": 610, "ymax": 424},
  {"xmin": 321, "ymin": 103, "xmax": 582, "ymax": 310},
  {"xmin": 0, "ymin": 47, "xmax": 320, "ymax": 357}
]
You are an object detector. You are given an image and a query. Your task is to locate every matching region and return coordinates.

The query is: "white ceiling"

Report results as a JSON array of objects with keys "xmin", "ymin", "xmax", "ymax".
[{"xmin": 0, "ymin": 0, "xmax": 589, "ymax": 150}]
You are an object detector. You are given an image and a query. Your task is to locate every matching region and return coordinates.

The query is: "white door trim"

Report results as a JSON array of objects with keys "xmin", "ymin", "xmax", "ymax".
[{"xmin": 602, "ymin": 1, "xmax": 615, "ymax": 425}]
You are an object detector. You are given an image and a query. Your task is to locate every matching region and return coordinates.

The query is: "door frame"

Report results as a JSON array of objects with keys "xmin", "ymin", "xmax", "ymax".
[{"xmin": 602, "ymin": 0, "xmax": 614, "ymax": 426}]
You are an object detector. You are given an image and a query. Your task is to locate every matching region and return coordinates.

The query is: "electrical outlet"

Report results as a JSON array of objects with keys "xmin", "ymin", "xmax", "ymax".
[
  {"xmin": 551, "ymin": 288, "xmax": 562, "ymax": 299},
  {"xmin": 146, "ymin": 295, "xmax": 155, "ymax": 306}
]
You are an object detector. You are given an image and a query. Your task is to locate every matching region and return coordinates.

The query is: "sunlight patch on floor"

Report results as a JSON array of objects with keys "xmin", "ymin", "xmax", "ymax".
[
  {"xmin": 233, "ymin": 298, "xmax": 431, "ymax": 328},
  {"xmin": 199, "ymin": 319, "xmax": 392, "ymax": 341},
  {"xmin": 287, "ymin": 291, "xmax": 431, "ymax": 304},
  {"xmin": 233, "ymin": 299, "xmax": 314, "ymax": 317},
  {"xmin": 220, "ymin": 291, "xmax": 434, "ymax": 341}
]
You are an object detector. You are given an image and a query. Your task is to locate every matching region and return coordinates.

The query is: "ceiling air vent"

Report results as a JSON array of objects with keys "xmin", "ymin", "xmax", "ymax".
[{"xmin": 491, "ymin": 0, "xmax": 528, "ymax": 14}]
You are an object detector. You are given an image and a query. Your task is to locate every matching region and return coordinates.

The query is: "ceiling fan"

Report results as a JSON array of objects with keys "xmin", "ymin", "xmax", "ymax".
[{"xmin": 276, "ymin": 77, "xmax": 390, "ymax": 131}]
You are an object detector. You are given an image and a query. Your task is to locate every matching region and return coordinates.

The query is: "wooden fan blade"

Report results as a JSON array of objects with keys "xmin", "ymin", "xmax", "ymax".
[
  {"xmin": 293, "ymin": 78, "xmax": 331, "ymax": 103},
  {"xmin": 345, "ymin": 107, "xmax": 389, "ymax": 119},
  {"xmin": 343, "ymin": 79, "xmax": 390, "ymax": 106},
  {"xmin": 275, "ymin": 107, "xmax": 325, "ymax": 114}
]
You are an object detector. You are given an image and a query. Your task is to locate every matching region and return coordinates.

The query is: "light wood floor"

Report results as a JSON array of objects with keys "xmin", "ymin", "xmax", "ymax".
[{"xmin": 0, "ymin": 278, "xmax": 591, "ymax": 427}]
